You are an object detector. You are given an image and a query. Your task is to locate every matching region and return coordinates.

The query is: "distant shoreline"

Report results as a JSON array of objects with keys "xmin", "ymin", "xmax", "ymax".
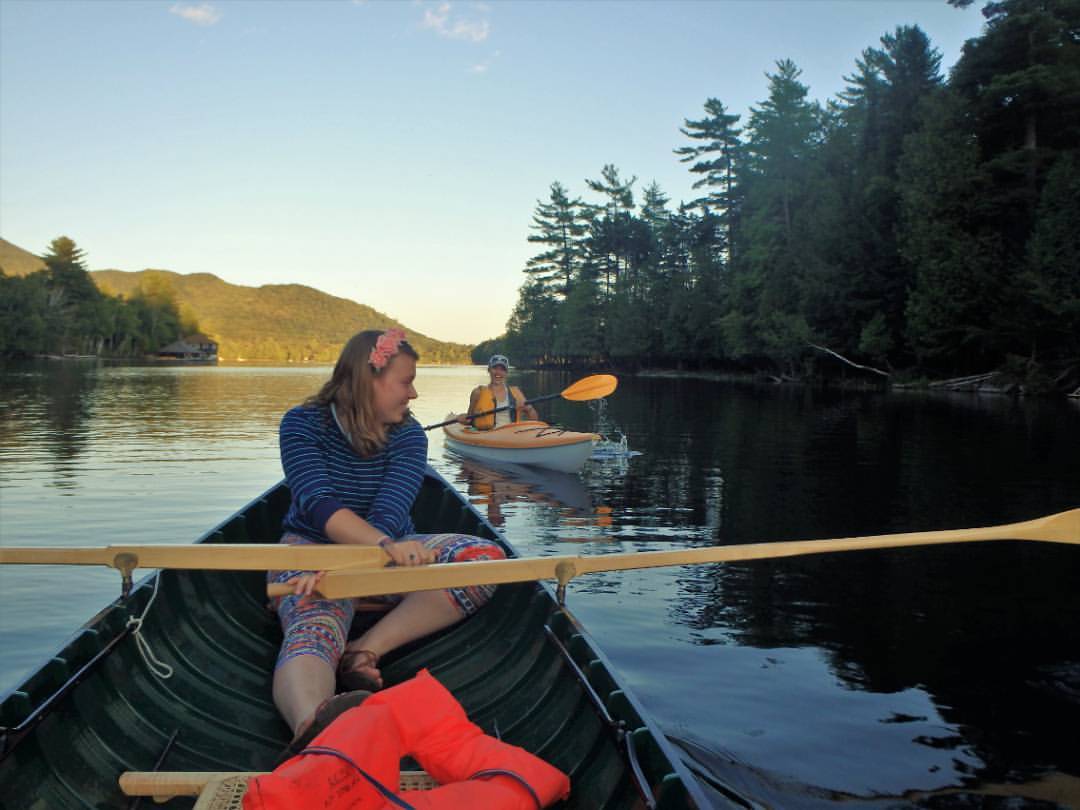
[{"xmin": 632, "ymin": 368, "xmax": 1080, "ymax": 398}]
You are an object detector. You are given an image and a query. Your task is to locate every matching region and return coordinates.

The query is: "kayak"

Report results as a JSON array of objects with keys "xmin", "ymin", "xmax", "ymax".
[
  {"xmin": 443, "ymin": 420, "xmax": 599, "ymax": 474},
  {"xmin": 0, "ymin": 467, "xmax": 712, "ymax": 809}
]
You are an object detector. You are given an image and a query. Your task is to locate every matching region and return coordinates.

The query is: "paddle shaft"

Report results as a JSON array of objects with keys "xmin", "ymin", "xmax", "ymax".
[
  {"xmin": 0, "ymin": 544, "xmax": 387, "ymax": 571},
  {"xmin": 268, "ymin": 508, "xmax": 1080, "ymax": 599},
  {"xmin": 422, "ymin": 373, "xmax": 617, "ymax": 430}
]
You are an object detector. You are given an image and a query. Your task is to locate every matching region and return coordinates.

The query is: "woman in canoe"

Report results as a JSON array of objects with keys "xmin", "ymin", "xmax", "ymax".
[
  {"xmin": 463, "ymin": 354, "xmax": 538, "ymax": 429},
  {"xmin": 273, "ymin": 328, "xmax": 506, "ymax": 753}
]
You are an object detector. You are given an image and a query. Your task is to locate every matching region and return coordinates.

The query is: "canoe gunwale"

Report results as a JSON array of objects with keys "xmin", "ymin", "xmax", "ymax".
[
  {"xmin": 542, "ymin": 624, "xmax": 657, "ymax": 809},
  {"xmin": 0, "ymin": 621, "xmax": 133, "ymax": 760}
]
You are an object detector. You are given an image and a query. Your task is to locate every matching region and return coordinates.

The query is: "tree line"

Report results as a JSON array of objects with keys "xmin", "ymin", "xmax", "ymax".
[
  {"xmin": 0, "ymin": 237, "xmax": 195, "ymax": 358},
  {"xmin": 487, "ymin": 0, "xmax": 1079, "ymax": 391}
]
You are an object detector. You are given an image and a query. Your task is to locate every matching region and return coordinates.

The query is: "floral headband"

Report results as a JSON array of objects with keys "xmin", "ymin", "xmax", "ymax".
[{"xmin": 369, "ymin": 328, "xmax": 406, "ymax": 370}]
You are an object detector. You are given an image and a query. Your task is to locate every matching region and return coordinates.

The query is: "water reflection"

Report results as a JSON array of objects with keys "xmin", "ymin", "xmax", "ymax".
[
  {"xmin": 2, "ymin": 364, "xmax": 1079, "ymax": 807},
  {"xmin": 519, "ymin": 375, "xmax": 1080, "ymax": 804},
  {"xmin": 0, "ymin": 360, "xmax": 106, "ymax": 489},
  {"xmin": 443, "ymin": 452, "xmax": 598, "ymax": 531}
]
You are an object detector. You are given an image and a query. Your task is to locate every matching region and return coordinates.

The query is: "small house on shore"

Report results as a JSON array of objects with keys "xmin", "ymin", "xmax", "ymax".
[{"xmin": 156, "ymin": 334, "xmax": 218, "ymax": 363}]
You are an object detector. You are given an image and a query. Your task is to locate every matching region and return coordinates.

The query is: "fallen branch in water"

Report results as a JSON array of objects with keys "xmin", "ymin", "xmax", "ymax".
[{"xmin": 807, "ymin": 343, "xmax": 890, "ymax": 377}]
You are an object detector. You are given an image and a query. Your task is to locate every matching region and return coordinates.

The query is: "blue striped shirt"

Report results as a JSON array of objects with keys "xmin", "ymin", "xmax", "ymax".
[{"xmin": 279, "ymin": 404, "xmax": 428, "ymax": 542}]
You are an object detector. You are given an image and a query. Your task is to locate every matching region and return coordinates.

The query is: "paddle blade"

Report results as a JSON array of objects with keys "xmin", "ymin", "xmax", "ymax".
[
  {"xmin": 561, "ymin": 374, "xmax": 618, "ymax": 402},
  {"xmin": 1012, "ymin": 508, "xmax": 1080, "ymax": 544}
]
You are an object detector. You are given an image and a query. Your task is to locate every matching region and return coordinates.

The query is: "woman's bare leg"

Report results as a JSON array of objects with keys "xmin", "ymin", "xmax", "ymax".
[
  {"xmin": 273, "ymin": 654, "xmax": 336, "ymax": 735},
  {"xmin": 342, "ymin": 590, "xmax": 463, "ymax": 680}
]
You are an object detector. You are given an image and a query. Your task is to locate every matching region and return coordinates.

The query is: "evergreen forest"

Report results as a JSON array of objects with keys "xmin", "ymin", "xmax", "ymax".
[{"xmin": 487, "ymin": 0, "xmax": 1080, "ymax": 391}]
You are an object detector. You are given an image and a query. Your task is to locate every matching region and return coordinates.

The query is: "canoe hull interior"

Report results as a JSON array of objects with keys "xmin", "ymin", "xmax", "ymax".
[{"xmin": 0, "ymin": 468, "xmax": 711, "ymax": 809}]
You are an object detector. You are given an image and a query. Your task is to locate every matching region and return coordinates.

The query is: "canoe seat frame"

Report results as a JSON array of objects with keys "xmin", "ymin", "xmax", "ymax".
[{"xmin": 120, "ymin": 769, "xmax": 438, "ymax": 808}]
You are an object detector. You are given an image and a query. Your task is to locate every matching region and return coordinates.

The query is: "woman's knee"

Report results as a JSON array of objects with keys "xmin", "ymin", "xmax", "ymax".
[
  {"xmin": 276, "ymin": 596, "xmax": 354, "ymax": 668},
  {"xmin": 424, "ymin": 534, "xmax": 507, "ymax": 565}
]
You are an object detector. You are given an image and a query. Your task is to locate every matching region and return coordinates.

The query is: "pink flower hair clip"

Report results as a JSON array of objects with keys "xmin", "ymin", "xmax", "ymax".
[{"xmin": 369, "ymin": 328, "xmax": 406, "ymax": 370}]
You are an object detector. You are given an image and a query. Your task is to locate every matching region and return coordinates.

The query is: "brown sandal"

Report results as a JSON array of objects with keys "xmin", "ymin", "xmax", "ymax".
[
  {"xmin": 277, "ymin": 689, "xmax": 372, "ymax": 765},
  {"xmin": 338, "ymin": 648, "xmax": 382, "ymax": 693}
]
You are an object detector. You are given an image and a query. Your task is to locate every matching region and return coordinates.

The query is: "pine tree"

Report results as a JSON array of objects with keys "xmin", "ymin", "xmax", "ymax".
[
  {"xmin": 674, "ymin": 98, "xmax": 743, "ymax": 259},
  {"xmin": 42, "ymin": 236, "xmax": 105, "ymax": 355},
  {"xmin": 1022, "ymin": 151, "xmax": 1080, "ymax": 374},
  {"xmin": 951, "ymin": 0, "xmax": 1080, "ymax": 234},
  {"xmin": 733, "ymin": 60, "xmax": 826, "ymax": 373},
  {"xmin": 584, "ymin": 164, "xmax": 638, "ymax": 301},
  {"xmin": 525, "ymin": 182, "xmax": 588, "ymax": 297},
  {"xmin": 834, "ymin": 26, "xmax": 945, "ymax": 365}
]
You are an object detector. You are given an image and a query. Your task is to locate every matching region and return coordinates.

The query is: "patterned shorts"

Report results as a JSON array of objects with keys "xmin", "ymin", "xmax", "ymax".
[{"xmin": 271, "ymin": 532, "xmax": 507, "ymax": 670}]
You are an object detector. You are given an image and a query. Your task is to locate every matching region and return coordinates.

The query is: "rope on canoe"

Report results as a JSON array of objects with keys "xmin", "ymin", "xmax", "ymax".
[{"xmin": 126, "ymin": 573, "xmax": 174, "ymax": 679}]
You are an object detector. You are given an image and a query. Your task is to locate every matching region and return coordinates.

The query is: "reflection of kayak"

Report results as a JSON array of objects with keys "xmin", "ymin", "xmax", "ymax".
[
  {"xmin": 443, "ymin": 420, "xmax": 598, "ymax": 473},
  {"xmin": 0, "ymin": 467, "xmax": 709, "ymax": 808},
  {"xmin": 455, "ymin": 455, "xmax": 594, "ymax": 515}
]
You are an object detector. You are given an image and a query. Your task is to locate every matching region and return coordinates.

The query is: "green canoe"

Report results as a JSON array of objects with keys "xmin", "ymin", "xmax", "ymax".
[{"xmin": 0, "ymin": 467, "xmax": 713, "ymax": 809}]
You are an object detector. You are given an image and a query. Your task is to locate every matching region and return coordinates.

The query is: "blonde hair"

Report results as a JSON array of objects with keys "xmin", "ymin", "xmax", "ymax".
[{"xmin": 306, "ymin": 329, "xmax": 419, "ymax": 456}]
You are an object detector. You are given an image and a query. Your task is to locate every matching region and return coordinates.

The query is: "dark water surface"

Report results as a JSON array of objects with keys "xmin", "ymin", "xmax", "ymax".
[{"xmin": 2, "ymin": 361, "xmax": 1078, "ymax": 808}]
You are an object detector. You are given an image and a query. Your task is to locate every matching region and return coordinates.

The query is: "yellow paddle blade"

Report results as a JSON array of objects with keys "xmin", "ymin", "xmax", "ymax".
[{"xmin": 560, "ymin": 374, "xmax": 618, "ymax": 402}]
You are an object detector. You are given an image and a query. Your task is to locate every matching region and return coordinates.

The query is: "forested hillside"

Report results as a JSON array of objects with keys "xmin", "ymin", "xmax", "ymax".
[
  {"xmin": 496, "ymin": 0, "xmax": 1079, "ymax": 392},
  {"xmin": 92, "ymin": 269, "xmax": 471, "ymax": 363}
]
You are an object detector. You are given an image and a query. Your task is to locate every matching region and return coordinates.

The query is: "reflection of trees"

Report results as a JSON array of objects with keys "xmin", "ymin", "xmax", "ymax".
[
  {"xmin": 0, "ymin": 363, "xmax": 328, "ymax": 492},
  {"xmin": 656, "ymin": 383, "xmax": 1080, "ymax": 786},
  {"xmin": 448, "ymin": 369, "xmax": 1078, "ymax": 790},
  {"xmin": 0, "ymin": 360, "xmax": 105, "ymax": 488},
  {"xmin": 678, "ymin": 542, "xmax": 1080, "ymax": 785}
]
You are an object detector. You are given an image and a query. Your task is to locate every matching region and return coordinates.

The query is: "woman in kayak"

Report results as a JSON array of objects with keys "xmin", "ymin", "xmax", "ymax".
[
  {"xmin": 463, "ymin": 354, "xmax": 538, "ymax": 429},
  {"xmin": 273, "ymin": 328, "xmax": 506, "ymax": 757}
]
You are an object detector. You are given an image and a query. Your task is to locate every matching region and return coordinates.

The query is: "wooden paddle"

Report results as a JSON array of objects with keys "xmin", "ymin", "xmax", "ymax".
[
  {"xmin": 5, "ymin": 508, "xmax": 1075, "ymax": 600},
  {"xmin": 0, "ymin": 544, "xmax": 388, "ymax": 596},
  {"xmin": 0, "ymin": 544, "xmax": 387, "ymax": 571},
  {"xmin": 423, "ymin": 373, "xmax": 617, "ymax": 430},
  {"xmin": 265, "ymin": 507, "xmax": 1080, "ymax": 600}
]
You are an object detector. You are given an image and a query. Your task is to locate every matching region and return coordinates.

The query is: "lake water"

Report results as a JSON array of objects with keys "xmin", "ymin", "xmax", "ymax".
[{"xmin": 2, "ymin": 360, "xmax": 1079, "ymax": 808}]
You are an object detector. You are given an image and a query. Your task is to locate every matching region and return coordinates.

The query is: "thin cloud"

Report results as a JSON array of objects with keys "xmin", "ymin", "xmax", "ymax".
[
  {"xmin": 468, "ymin": 49, "xmax": 500, "ymax": 75},
  {"xmin": 422, "ymin": 2, "xmax": 489, "ymax": 43},
  {"xmin": 169, "ymin": 3, "xmax": 222, "ymax": 26}
]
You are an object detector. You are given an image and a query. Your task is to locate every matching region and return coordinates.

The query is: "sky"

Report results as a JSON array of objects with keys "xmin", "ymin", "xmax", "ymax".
[{"xmin": 0, "ymin": 0, "xmax": 988, "ymax": 345}]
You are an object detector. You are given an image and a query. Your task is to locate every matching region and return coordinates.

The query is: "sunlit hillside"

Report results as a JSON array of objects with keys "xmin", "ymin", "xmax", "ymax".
[
  {"xmin": 91, "ymin": 269, "xmax": 471, "ymax": 363},
  {"xmin": 0, "ymin": 238, "xmax": 46, "ymax": 276}
]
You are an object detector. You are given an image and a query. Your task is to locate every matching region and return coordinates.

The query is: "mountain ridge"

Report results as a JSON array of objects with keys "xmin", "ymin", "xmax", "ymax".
[
  {"xmin": 1, "ymin": 237, "xmax": 471, "ymax": 362},
  {"xmin": 92, "ymin": 268, "xmax": 472, "ymax": 363}
]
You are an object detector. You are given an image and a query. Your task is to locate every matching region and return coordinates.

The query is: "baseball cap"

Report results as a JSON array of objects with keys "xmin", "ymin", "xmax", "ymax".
[{"xmin": 487, "ymin": 354, "xmax": 509, "ymax": 369}]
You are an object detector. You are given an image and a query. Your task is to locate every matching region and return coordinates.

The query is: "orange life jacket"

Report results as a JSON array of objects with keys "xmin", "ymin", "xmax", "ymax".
[
  {"xmin": 471, "ymin": 386, "xmax": 525, "ymax": 431},
  {"xmin": 243, "ymin": 669, "xmax": 570, "ymax": 810}
]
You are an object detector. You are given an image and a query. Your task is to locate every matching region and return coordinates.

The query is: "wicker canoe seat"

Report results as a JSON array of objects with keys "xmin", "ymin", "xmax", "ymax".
[{"xmin": 120, "ymin": 769, "xmax": 438, "ymax": 809}]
